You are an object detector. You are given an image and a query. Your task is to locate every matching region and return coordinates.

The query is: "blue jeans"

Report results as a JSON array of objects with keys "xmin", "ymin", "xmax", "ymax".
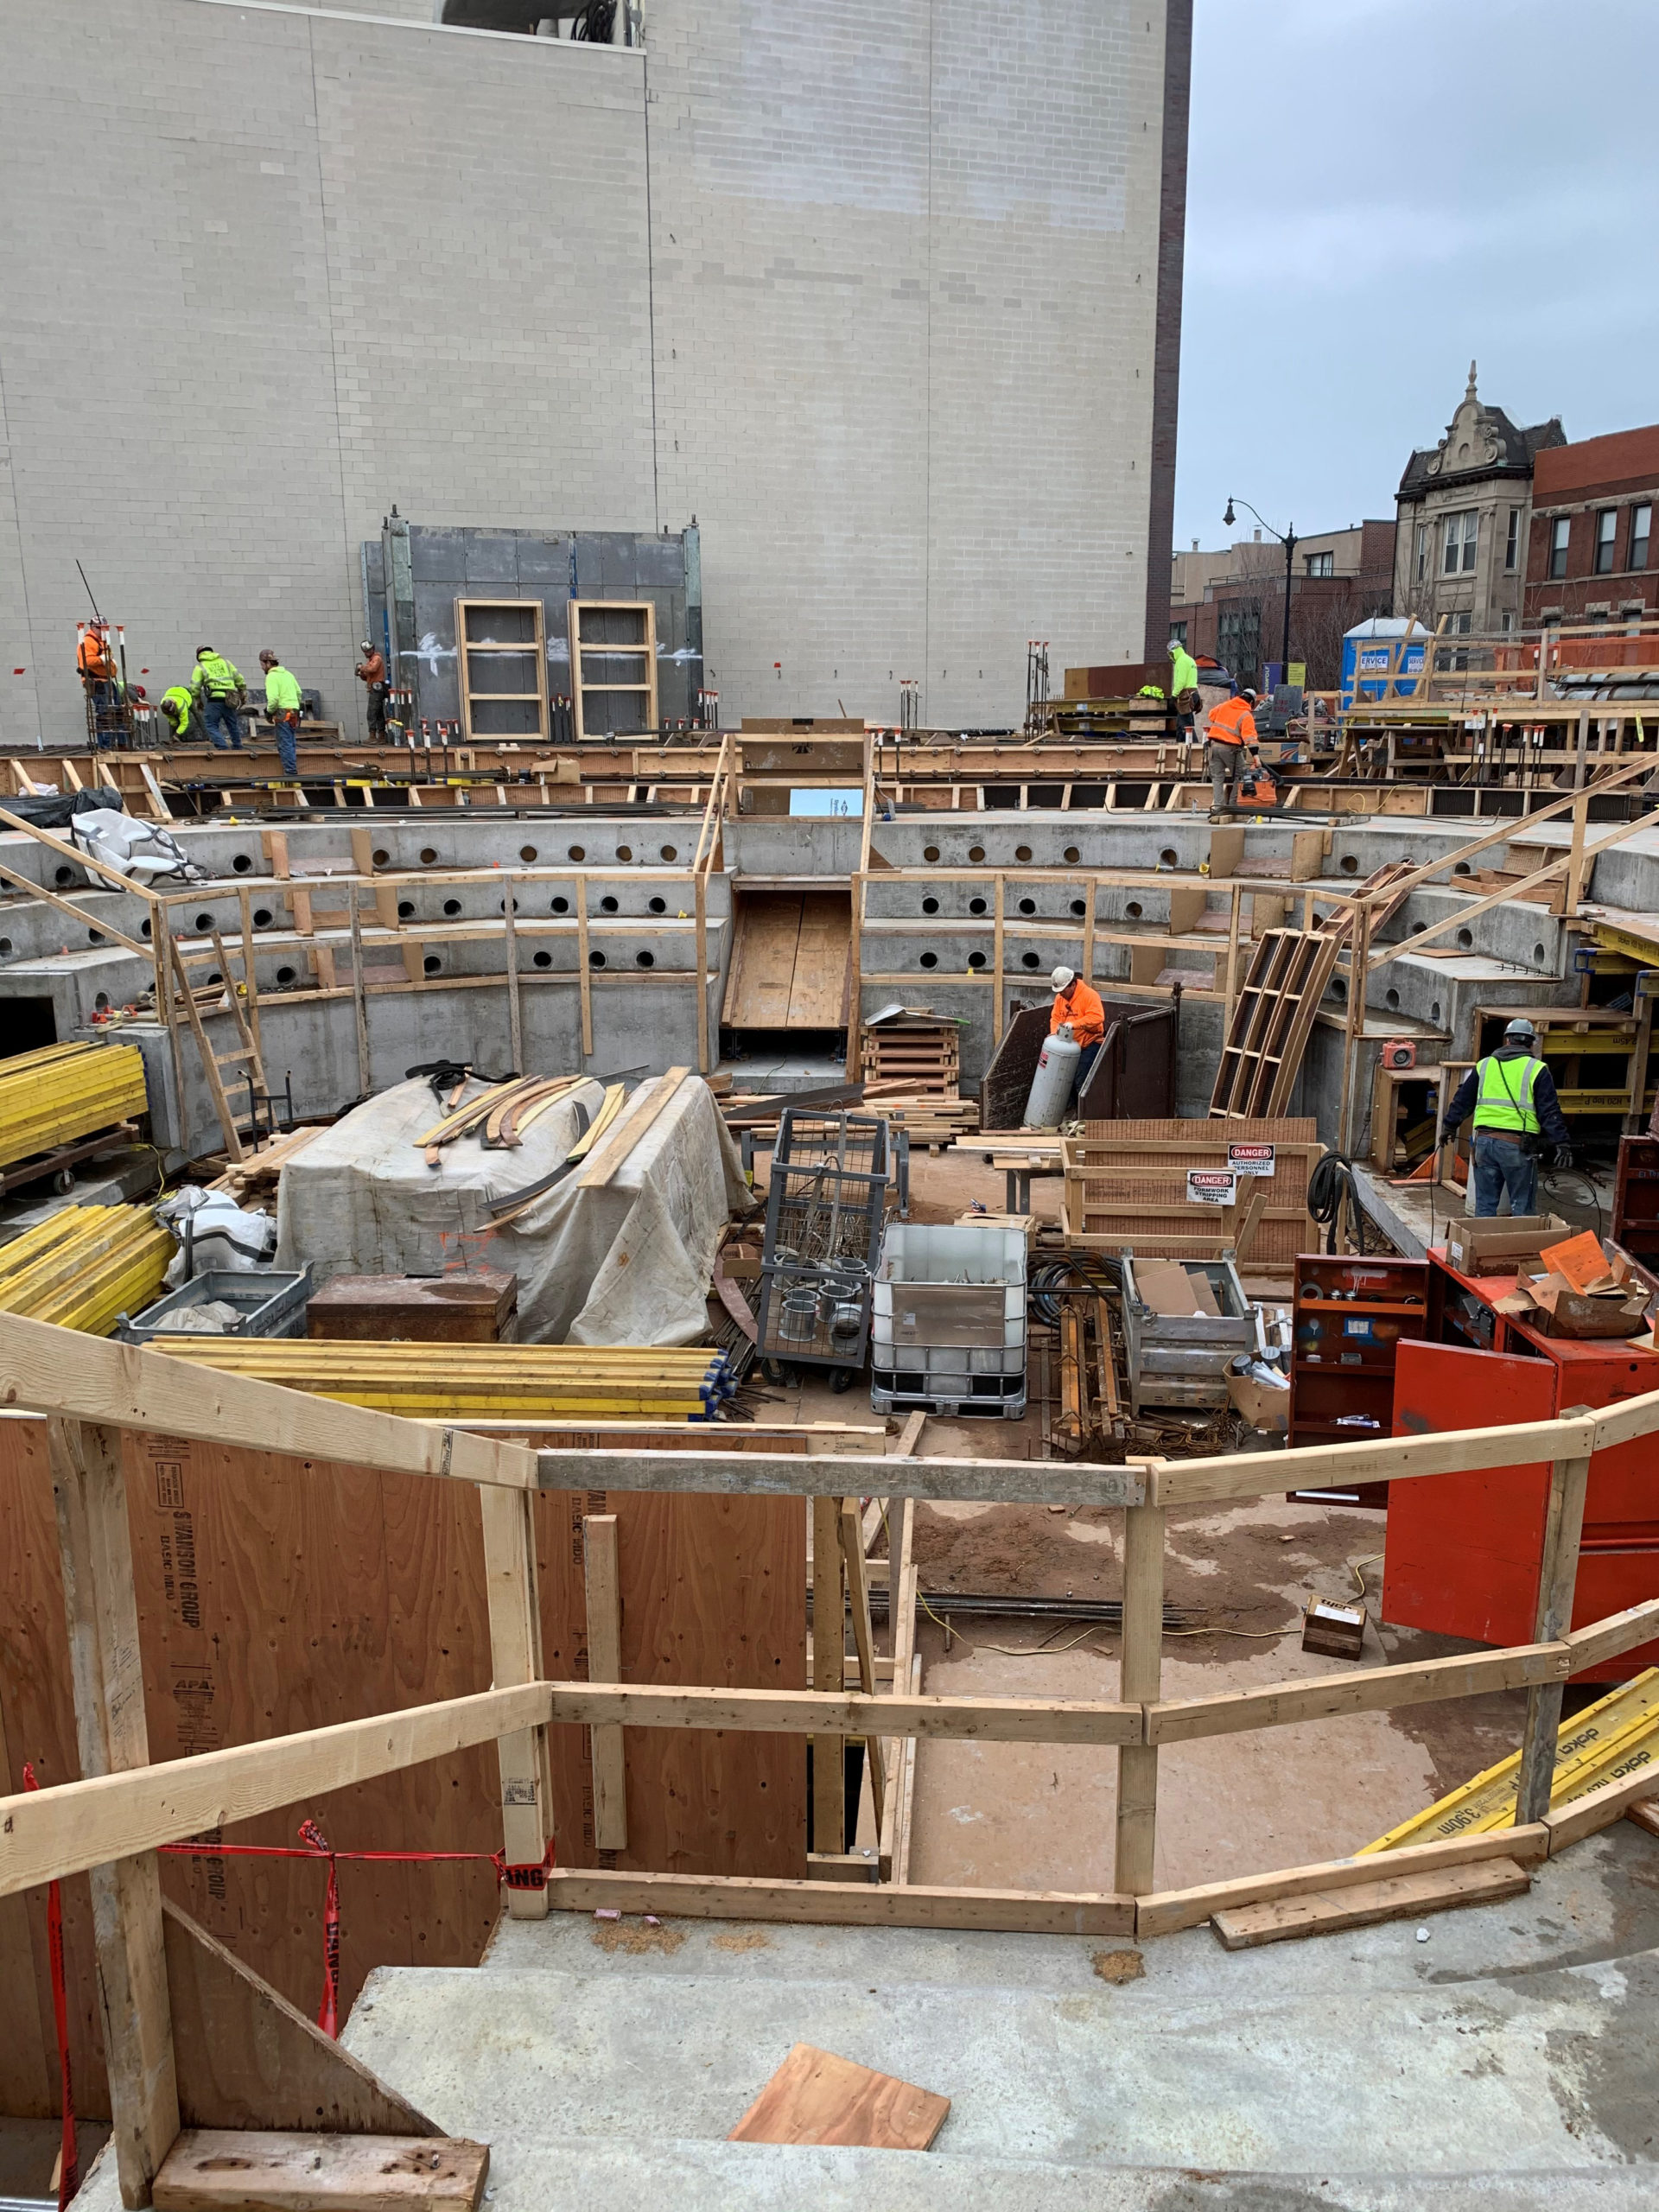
[
  {"xmin": 201, "ymin": 695, "xmax": 244, "ymax": 750},
  {"xmin": 272, "ymin": 712, "xmax": 300, "ymax": 777},
  {"xmin": 1471, "ymin": 1133, "xmax": 1538, "ymax": 1218}
]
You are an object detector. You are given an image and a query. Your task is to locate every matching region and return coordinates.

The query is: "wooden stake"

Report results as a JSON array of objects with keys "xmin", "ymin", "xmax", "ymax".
[
  {"xmin": 694, "ymin": 870, "xmax": 709, "ymax": 1075},
  {"xmin": 575, "ymin": 873, "xmax": 593, "ymax": 1058},
  {"xmin": 348, "ymin": 894, "xmax": 372, "ymax": 1097},
  {"xmin": 1515, "ymin": 1454, "xmax": 1592, "ymax": 1827},
  {"xmin": 1114, "ymin": 1502, "xmax": 1165, "ymax": 1895},
  {"xmin": 582, "ymin": 1514, "xmax": 626, "ymax": 1852},
  {"xmin": 48, "ymin": 1419, "xmax": 180, "ymax": 2206},
  {"xmin": 478, "ymin": 1485, "xmax": 552, "ymax": 1916},
  {"xmin": 811, "ymin": 1496, "xmax": 846, "ymax": 1854},
  {"xmin": 504, "ymin": 875, "xmax": 524, "ymax": 1073},
  {"xmin": 838, "ymin": 1498, "xmax": 886, "ymax": 1830},
  {"xmin": 993, "ymin": 874, "xmax": 1005, "ymax": 1045}
]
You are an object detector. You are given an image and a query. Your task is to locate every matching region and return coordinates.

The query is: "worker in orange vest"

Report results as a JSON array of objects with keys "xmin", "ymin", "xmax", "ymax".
[
  {"xmin": 1205, "ymin": 687, "xmax": 1261, "ymax": 818},
  {"xmin": 1049, "ymin": 964, "xmax": 1107, "ymax": 1106}
]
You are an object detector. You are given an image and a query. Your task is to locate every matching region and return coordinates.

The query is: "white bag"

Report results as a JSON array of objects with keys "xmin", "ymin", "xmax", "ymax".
[{"xmin": 71, "ymin": 807, "xmax": 204, "ymax": 884}]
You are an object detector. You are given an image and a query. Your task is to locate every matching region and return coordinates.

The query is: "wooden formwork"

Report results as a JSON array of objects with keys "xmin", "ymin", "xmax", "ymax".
[{"xmin": 1060, "ymin": 1117, "xmax": 1319, "ymax": 1267}]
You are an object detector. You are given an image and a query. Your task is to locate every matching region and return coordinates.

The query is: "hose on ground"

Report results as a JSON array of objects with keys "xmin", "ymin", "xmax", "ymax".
[{"xmin": 1307, "ymin": 1148, "xmax": 1367, "ymax": 1255}]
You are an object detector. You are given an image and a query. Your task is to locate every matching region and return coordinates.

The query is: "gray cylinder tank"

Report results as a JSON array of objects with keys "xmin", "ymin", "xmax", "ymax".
[{"xmin": 1023, "ymin": 1031, "xmax": 1080, "ymax": 1129}]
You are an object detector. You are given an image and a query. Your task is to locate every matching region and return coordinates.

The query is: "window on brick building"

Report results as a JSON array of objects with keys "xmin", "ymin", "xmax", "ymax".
[
  {"xmin": 1504, "ymin": 508, "xmax": 1520, "ymax": 570},
  {"xmin": 1414, "ymin": 524, "xmax": 1427, "ymax": 582},
  {"xmin": 1549, "ymin": 516, "xmax": 1570, "ymax": 579},
  {"xmin": 1595, "ymin": 510, "xmax": 1618, "ymax": 575},
  {"xmin": 1304, "ymin": 550, "xmax": 1333, "ymax": 577},
  {"xmin": 1443, "ymin": 511, "xmax": 1477, "ymax": 574},
  {"xmin": 1633, "ymin": 504, "xmax": 1652, "ymax": 573},
  {"xmin": 1170, "ymin": 620, "xmax": 1187, "ymax": 645}
]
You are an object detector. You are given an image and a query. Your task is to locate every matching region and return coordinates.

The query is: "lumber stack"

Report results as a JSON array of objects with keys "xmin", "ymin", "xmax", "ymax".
[
  {"xmin": 0, "ymin": 1203, "xmax": 172, "ymax": 1335},
  {"xmin": 859, "ymin": 1091, "xmax": 981, "ymax": 1147},
  {"xmin": 158, "ymin": 1338, "xmax": 738, "ymax": 1419},
  {"xmin": 0, "ymin": 1039, "xmax": 149, "ymax": 1170},
  {"xmin": 859, "ymin": 1014, "xmax": 961, "ymax": 1099}
]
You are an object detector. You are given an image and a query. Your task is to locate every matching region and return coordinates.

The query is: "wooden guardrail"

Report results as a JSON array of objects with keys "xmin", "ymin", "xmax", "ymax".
[{"xmin": 3, "ymin": 1311, "xmax": 1659, "ymax": 2201}]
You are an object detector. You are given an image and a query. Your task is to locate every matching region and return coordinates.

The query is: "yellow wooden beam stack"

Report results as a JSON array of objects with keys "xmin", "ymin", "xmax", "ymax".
[
  {"xmin": 157, "ymin": 1338, "xmax": 736, "ymax": 1420},
  {"xmin": 0, "ymin": 1204, "xmax": 172, "ymax": 1336},
  {"xmin": 0, "ymin": 1040, "xmax": 149, "ymax": 1170}
]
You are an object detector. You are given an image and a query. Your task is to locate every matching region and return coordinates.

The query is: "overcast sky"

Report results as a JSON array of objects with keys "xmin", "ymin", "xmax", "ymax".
[{"xmin": 1172, "ymin": 0, "xmax": 1659, "ymax": 553}]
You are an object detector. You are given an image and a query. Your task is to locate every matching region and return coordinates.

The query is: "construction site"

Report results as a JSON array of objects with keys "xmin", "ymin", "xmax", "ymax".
[{"xmin": 3, "ymin": 5, "xmax": 1659, "ymax": 2212}]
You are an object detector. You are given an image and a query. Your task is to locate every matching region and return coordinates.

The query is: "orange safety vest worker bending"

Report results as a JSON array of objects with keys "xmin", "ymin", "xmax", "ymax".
[
  {"xmin": 1205, "ymin": 687, "xmax": 1260, "ymax": 817},
  {"xmin": 1048, "ymin": 965, "xmax": 1107, "ymax": 1111}
]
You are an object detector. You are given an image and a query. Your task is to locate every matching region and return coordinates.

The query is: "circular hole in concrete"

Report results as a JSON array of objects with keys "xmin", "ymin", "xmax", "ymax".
[
  {"xmin": 1071, "ymin": 899, "xmax": 1086, "ymax": 917},
  {"xmin": 589, "ymin": 950, "xmax": 607, "ymax": 969},
  {"xmin": 141, "ymin": 919, "xmax": 152, "ymax": 939},
  {"xmin": 1534, "ymin": 941, "xmax": 1547, "ymax": 962},
  {"xmin": 423, "ymin": 956, "xmax": 442, "ymax": 976},
  {"xmin": 920, "ymin": 951, "xmax": 938, "ymax": 969},
  {"xmin": 569, "ymin": 845, "xmax": 586, "ymax": 861},
  {"xmin": 88, "ymin": 929, "xmax": 104, "ymax": 944},
  {"xmin": 968, "ymin": 950, "xmax": 987, "ymax": 970},
  {"xmin": 616, "ymin": 844, "xmax": 632, "ymax": 862},
  {"xmin": 659, "ymin": 844, "xmax": 677, "ymax": 861},
  {"xmin": 1432, "ymin": 1001, "xmax": 1441, "ymax": 1023},
  {"xmin": 551, "ymin": 896, "xmax": 569, "ymax": 914},
  {"xmin": 1340, "ymin": 855, "xmax": 1359, "ymax": 874},
  {"xmin": 533, "ymin": 950, "xmax": 551, "ymax": 969},
  {"xmin": 1332, "ymin": 977, "xmax": 1347, "ymax": 1001},
  {"xmin": 649, "ymin": 896, "xmax": 667, "ymax": 913},
  {"xmin": 1064, "ymin": 846, "xmax": 1081, "ymax": 864},
  {"xmin": 372, "ymin": 849, "xmax": 391, "ymax": 867},
  {"xmin": 254, "ymin": 909, "xmax": 273, "ymax": 927},
  {"xmin": 232, "ymin": 853, "xmax": 253, "ymax": 874},
  {"xmin": 442, "ymin": 899, "xmax": 461, "ymax": 916},
  {"xmin": 1457, "ymin": 928, "xmax": 1473, "ymax": 949},
  {"xmin": 1126, "ymin": 899, "xmax": 1144, "ymax": 919},
  {"xmin": 519, "ymin": 845, "xmax": 538, "ymax": 863},
  {"xmin": 397, "ymin": 900, "xmax": 415, "ymax": 919},
  {"xmin": 969, "ymin": 845, "xmax": 986, "ymax": 863},
  {"xmin": 0, "ymin": 938, "xmax": 10, "ymax": 954},
  {"xmin": 194, "ymin": 912, "xmax": 213, "ymax": 932},
  {"xmin": 969, "ymin": 896, "xmax": 988, "ymax": 916},
  {"xmin": 94, "ymin": 992, "xmax": 110, "ymax": 1011},
  {"xmin": 1454, "ymin": 861, "xmax": 1472, "ymax": 875},
  {"xmin": 924, "ymin": 846, "xmax": 941, "ymax": 863},
  {"xmin": 922, "ymin": 896, "xmax": 940, "ymax": 914},
  {"xmin": 1015, "ymin": 845, "xmax": 1033, "ymax": 862},
  {"xmin": 635, "ymin": 949, "xmax": 654, "ymax": 968},
  {"xmin": 1020, "ymin": 951, "xmax": 1042, "ymax": 969},
  {"xmin": 1018, "ymin": 897, "xmax": 1036, "ymax": 916},
  {"xmin": 601, "ymin": 895, "xmax": 619, "ymax": 912},
  {"xmin": 420, "ymin": 848, "xmax": 438, "ymax": 865},
  {"xmin": 54, "ymin": 866, "xmax": 73, "ymax": 886},
  {"xmin": 207, "ymin": 970, "xmax": 222, "ymax": 987},
  {"xmin": 1385, "ymin": 988, "xmax": 1400, "ymax": 1010},
  {"xmin": 1159, "ymin": 848, "xmax": 1177, "ymax": 867},
  {"xmin": 276, "ymin": 966, "xmax": 296, "ymax": 984}
]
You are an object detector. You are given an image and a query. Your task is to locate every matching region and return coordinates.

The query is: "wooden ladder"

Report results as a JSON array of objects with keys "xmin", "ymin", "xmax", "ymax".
[{"xmin": 165, "ymin": 918, "xmax": 270, "ymax": 1162}]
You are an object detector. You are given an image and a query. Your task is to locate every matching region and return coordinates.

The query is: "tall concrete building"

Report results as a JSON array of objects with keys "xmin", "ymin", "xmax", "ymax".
[{"xmin": 0, "ymin": 0, "xmax": 1191, "ymax": 745}]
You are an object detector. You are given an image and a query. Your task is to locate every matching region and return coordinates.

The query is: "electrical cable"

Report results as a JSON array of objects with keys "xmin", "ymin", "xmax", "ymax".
[
  {"xmin": 1028, "ymin": 1252, "xmax": 1122, "ymax": 1331},
  {"xmin": 1307, "ymin": 1148, "xmax": 1367, "ymax": 1255},
  {"xmin": 1539, "ymin": 1166, "xmax": 1605, "ymax": 1243}
]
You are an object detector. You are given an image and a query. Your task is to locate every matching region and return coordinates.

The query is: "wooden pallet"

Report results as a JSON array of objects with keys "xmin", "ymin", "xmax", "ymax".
[
  {"xmin": 860, "ymin": 1015, "xmax": 961, "ymax": 1099},
  {"xmin": 1061, "ymin": 1118, "xmax": 1317, "ymax": 1266}
]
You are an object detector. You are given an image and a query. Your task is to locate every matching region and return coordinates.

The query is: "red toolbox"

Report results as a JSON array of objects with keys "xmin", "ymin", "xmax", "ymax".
[
  {"xmin": 1385, "ymin": 1250, "xmax": 1659, "ymax": 1681},
  {"xmin": 1287, "ymin": 1252, "xmax": 1429, "ymax": 1505}
]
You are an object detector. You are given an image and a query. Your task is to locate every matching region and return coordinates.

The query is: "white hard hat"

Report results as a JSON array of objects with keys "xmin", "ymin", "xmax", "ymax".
[{"xmin": 1051, "ymin": 966, "xmax": 1076, "ymax": 990}]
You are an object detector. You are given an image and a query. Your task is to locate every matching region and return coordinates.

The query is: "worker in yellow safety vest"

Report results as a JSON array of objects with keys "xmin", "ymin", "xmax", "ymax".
[
  {"xmin": 1439, "ymin": 1017, "xmax": 1573, "ymax": 1217},
  {"xmin": 189, "ymin": 646, "xmax": 246, "ymax": 752},
  {"xmin": 158, "ymin": 683, "xmax": 194, "ymax": 741}
]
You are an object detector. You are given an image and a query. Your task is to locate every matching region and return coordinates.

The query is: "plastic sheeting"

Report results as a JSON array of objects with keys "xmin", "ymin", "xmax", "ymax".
[{"xmin": 276, "ymin": 1074, "xmax": 754, "ymax": 1347}]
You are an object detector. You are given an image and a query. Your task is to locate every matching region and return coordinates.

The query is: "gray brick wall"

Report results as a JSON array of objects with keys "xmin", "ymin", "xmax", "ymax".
[{"xmin": 0, "ymin": 0, "xmax": 1181, "ymax": 745}]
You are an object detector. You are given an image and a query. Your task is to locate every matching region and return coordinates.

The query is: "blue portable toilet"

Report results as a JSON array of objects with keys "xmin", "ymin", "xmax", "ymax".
[{"xmin": 1340, "ymin": 618, "xmax": 1429, "ymax": 710}]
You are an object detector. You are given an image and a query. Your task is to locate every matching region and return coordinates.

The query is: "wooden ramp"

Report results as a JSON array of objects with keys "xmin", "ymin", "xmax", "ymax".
[{"xmin": 723, "ymin": 891, "xmax": 851, "ymax": 1027}]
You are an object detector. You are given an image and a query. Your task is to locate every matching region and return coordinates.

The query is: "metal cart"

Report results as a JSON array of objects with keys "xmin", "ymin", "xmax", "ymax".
[{"xmin": 755, "ymin": 1109, "xmax": 890, "ymax": 1388}]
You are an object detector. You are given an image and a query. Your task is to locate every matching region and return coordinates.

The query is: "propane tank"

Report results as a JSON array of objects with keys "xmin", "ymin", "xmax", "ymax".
[{"xmin": 1023, "ymin": 1025, "xmax": 1080, "ymax": 1129}]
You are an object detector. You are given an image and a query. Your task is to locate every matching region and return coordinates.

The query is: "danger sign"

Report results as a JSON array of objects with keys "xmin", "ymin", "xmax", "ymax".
[
  {"xmin": 1186, "ymin": 1168, "xmax": 1238, "ymax": 1206},
  {"xmin": 1227, "ymin": 1143, "xmax": 1276, "ymax": 1178}
]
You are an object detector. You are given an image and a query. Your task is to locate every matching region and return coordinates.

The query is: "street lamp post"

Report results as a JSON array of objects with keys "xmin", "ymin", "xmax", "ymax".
[{"xmin": 1224, "ymin": 497, "xmax": 1297, "ymax": 688}]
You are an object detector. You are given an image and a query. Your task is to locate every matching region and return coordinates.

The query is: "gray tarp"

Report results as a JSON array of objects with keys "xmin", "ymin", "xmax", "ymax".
[{"xmin": 276, "ymin": 1074, "xmax": 754, "ymax": 1347}]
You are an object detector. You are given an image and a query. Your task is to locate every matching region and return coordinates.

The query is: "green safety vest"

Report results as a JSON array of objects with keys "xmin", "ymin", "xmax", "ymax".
[
  {"xmin": 160, "ymin": 684, "xmax": 192, "ymax": 734},
  {"xmin": 192, "ymin": 652, "xmax": 242, "ymax": 698},
  {"xmin": 1473, "ymin": 1053, "xmax": 1542, "ymax": 1135},
  {"xmin": 1171, "ymin": 647, "xmax": 1199, "ymax": 696}
]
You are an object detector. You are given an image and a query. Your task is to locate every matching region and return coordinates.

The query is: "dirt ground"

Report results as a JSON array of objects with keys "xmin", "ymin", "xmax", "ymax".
[{"xmin": 750, "ymin": 1142, "xmax": 1537, "ymax": 1895}]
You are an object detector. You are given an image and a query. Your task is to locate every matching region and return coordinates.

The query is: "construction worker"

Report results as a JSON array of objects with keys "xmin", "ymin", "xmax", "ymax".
[
  {"xmin": 190, "ymin": 645, "xmax": 246, "ymax": 751},
  {"xmin": 158, "ymin": 682, "xmax": 194, "ymax": 742},
  {"xmin": 258, "ymin": 650, "xmax": 304, "ymax": 777},
  {"xmin": 1439, "ymin": 1017, "xmax": 1572, "ymax": 1218},
  {"xmin": 77, "ymin": 620, "xmax": 116, "ymax": 691},
  {"xmin": 1205, "ymin": 686, "xmax": 1262, "ymax": 818},
  {"xmin": 1048, "ymin": 964, "xmax": 1107, "ymax": 1106},
  {"xmin": 355, "ymin": 639, "xmax": 388, "ymax": 740},
  {"xmin": 1169, "ymin": 638, "xmax": 1201, "ymax": 715}
]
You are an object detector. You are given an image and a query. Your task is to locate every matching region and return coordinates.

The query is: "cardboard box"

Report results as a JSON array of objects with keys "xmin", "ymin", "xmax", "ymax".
[
  {"xmin": 1445, "ymin": 1214, "xmax": 1570, "ymax": 1277},
  {"xmin": 1302, "ymin": 1599, "xmax": 1366, "ymax": 1661},
  {"xmin": 1227, "ymin": 1369, "xmax": 1289, "ymax": 1435},
  {"xmin": 1496, "ymin": 1268, "xmax": 1651, "ymax": 1340}
]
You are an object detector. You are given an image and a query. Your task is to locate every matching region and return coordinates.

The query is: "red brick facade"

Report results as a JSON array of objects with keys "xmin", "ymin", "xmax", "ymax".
[{"xmin": 1524, "ymin": 425, "xmax": 1659, "ymax": 625}]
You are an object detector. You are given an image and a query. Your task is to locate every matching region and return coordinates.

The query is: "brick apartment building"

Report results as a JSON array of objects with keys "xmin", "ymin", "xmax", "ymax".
[
  {"xmin": 1524, "ymin": 425, "xmax": 1658, "ymax": 628},
  {"xmin": 1169, "ymin": 519, "xmax": 1395, "ymax": 690}
]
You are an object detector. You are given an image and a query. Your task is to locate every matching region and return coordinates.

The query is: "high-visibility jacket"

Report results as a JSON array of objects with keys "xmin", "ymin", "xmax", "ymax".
[
  {"xmin": 1473, "ymin": 1052, "xmax": 1544, "ymax": 1135},
  {"xmin": 1138, "ymin": 683, "xmax": 1166, "ymax": 700},
  {"xmin": 160, "ymin": 684, "xmax": 193, "ymax": 737},
  {"xmin": 78, "ymin": 632, "xmax": 115, "ymax": 681},
  {"xmin": 191, "ymin": 652, "xmax": 243, "ymax": 699},
  {"xmin": 1207, "ymin": 694, "xmax": 1257, "ymax": 749},
  {"xmin": 1170, "ymin": 646, "xmax": 1199, "ymax": 697},
  {"xmin": 264, "ymin": 664, "xmax": 303, "ymax": 715},
  {"xmin": 1050, "ymin": 978, "xmax": 1106, "ymax": 1049}
]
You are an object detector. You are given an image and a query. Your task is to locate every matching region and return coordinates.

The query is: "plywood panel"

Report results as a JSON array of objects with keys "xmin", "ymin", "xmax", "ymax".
[
  {"xmin": 723, "ymin": 893, "xmax": 804, "ymax": 1027},
  {"xmin": 788, "ymin": 893, "xmax": 853, "ymax": 1027}
]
